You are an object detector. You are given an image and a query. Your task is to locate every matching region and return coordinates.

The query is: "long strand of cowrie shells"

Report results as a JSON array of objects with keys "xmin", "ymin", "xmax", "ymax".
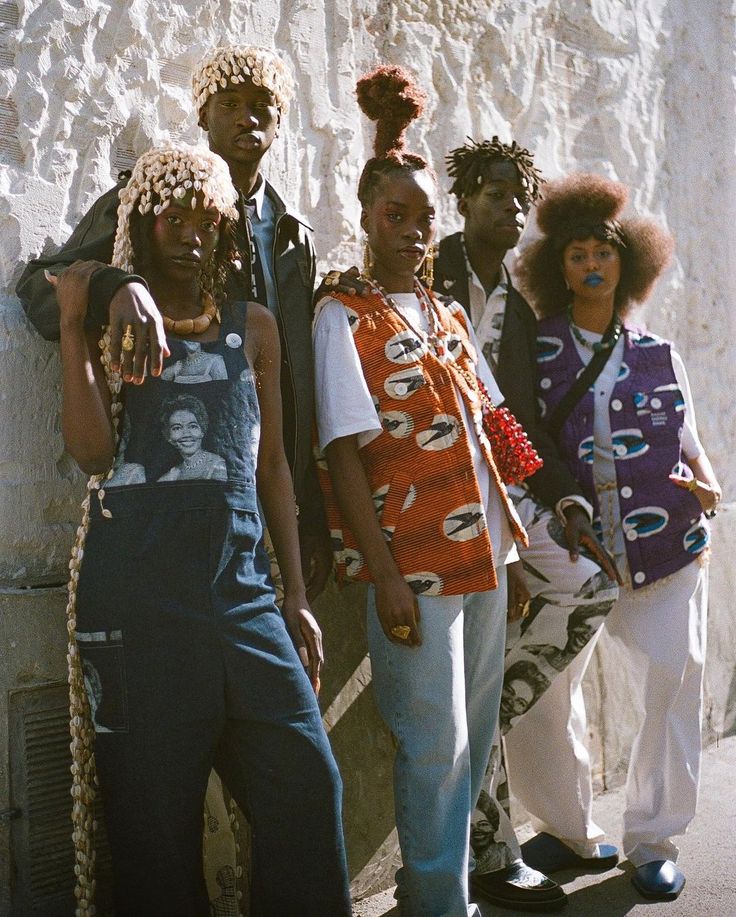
[
  {"xmin": 66, "ymin": 328, "xmax": 122, "ymax": 915},
  {"xmin": 66, "ymin": 144, "xmax": 238, "ymax": 914},
  {"xmin": 228, "ymin": 796, "xmax": 245, "ymax": 914}
]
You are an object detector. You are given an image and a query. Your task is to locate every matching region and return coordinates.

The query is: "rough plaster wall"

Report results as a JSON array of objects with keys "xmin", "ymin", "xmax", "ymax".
[{"xmin": 1, "ymin": 0, "xmax": 734, "ymax": 898}]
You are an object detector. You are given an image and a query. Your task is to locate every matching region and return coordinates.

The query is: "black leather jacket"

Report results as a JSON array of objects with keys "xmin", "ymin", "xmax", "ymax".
[
  {"xmin": 435, "ymin": 232, "xmax": 584, "ymax": 510},
  {"xmin": 16, "ymin": 178, "xmax": 326, "ymax": 536}
]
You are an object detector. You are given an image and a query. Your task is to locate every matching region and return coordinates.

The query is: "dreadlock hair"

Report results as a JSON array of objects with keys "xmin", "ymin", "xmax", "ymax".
[
  {"xmin": 446, "ymin": 136, "xmax": 544, "ymax": 203},
  {"xmin": 516, "ymin": 172, "xmax": 674, "ymax": 319},
  {"xmin": 356, "ymin": 65, "xmax": 435, "ymax": 207},
  {"xmin": 64, "ymin": 143, "xmax": 241, "ymax": 916}
]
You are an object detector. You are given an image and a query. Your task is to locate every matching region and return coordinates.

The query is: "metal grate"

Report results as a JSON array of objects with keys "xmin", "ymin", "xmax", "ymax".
[{"xmin": 9, "ymin": 683, "xmax": 113, "ymax": 916}]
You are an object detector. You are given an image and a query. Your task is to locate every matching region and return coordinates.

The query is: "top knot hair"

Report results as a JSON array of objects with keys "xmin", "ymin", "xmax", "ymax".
[
  {"xmin": 355, "ymin": 65, "xmax": 433, "ymax": 206},
  {"xmin": 517, "ymin": 171, "xmax": 674, "ymax": 318},
  {"xmin": 356, "ymin": 65, "xmax": 427, "ymax": 159}
]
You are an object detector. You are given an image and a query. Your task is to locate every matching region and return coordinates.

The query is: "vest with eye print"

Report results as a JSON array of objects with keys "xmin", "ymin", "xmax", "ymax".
[
  {"xmin": 316, "ymin": 288, "xmax": 527, "ymax": 597},
  {"xmin": 536, "ymin": 313, "xmax": 708, "ymax": 588}
]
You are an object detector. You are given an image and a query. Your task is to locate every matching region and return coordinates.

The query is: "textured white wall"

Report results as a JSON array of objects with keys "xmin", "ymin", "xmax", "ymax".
[
  {"xmin": 2, "ymin": 0, "xmax": 733, "ymax": 584},
  {"xmin": 1, "ymin": 0, "xmax": 734, "ymax": 893}
]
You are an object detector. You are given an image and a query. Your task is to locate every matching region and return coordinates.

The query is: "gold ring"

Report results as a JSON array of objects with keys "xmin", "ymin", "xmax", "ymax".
[
  {"xmin": 686, "ymin": 478, "xmax": 699, "ymax": 492},
  {"xmin": 325, "ymin": 271, "xmax": 341, "ymax": 287},
  {"xmin": 121, "ymin": 324, "xmax": 135, "ymax": 352},
  {"xmin": 518, "ymin": 599, "xmax": 531, "ymax": 618},
  {"xmin": 390, "ymin": 625, "xmax": 411, "ymax": 640}
]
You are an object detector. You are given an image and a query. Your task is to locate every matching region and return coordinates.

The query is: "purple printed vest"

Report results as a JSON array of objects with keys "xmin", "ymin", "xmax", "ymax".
[{"xmin": 537, "ymin": 314, "xmax": 708, "ymax": 589}]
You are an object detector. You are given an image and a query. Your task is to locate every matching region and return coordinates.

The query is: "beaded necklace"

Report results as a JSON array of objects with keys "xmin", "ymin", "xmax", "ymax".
[
  {"xmin": 162, "ymin": 292, "xmax": 219, "ymax": 336},
  {"xmin": 365, "ymin": 276, "xmax": 448, "ymax": 358},
  {"xmin": 567, "ymin": 303, "xmax": 623, "ymax": 353}
]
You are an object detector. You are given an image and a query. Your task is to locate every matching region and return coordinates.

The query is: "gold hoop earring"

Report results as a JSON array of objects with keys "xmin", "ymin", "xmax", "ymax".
[
  {"xmin": 422, "ymin": 244, "xmax": 435, "ymax": 290},
  {"xmin": 362, "ymin": 240, "xmax": 373, "ymax": 279}
]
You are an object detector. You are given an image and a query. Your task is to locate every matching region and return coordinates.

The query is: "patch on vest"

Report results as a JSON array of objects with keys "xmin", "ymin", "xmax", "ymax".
[
  {"xmin": 343, "ymin": 548, "xmax": 364, "ymax": 577},
  {"xmin": 403, "ymin": 484, "xmax": 417, "ymax": 511},
  {"xmin": 385, "ymin": 367, "xmax": 426, "ymax": 400},
  {"xmin": 633, "ymin": 334, "xmax": 659, "ymax": 347},
  {"xmin": 405, "ymin": 571, "xmax": 443, "ymax": 595},
  {"xmin": 444, "ymin": 333, "xmax": 463, "ymax": 362},
  {"xmin": 622, "ymin": 507, "xmax": 670, "ymax": 539},
  {"xmin": 416, "ymin": 414, "xmax": 460, "ymax": 451},
  {"xmin": 381, "ymin": 410, "xmax": 415, "ymax": 438},
  {"xmin": 384, "ymin": 330, "xmax": 427, "ymax": 364},
  {"xmin": 537, "ymin": 336, "xmax": 564, "ymax": 363},
  {"xmin": 345, "ymin": 307, "xmax": 360, "ymax": 334},
  {"xmin": 578, "ymin": 436, "xmax": 595, "ymax": 464},
  {"xmin": 372, "ymin": 484, "xmax": 389, "ymax": 514},
  {"xmin": 443, "ymin": 503, "xmax": 486, "ymax": 541},
  {"xmin": 683, "ymin": 520, "xmax": 709, "ymax": 554},
  {"xmin": 612, "ymin": 429, "xmax": 649, "ymax": 460}
]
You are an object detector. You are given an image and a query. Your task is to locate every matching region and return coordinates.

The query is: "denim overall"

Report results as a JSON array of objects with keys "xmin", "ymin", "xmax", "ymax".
[{"xmin": 75, "ymin": 302, "xmax": 350, "ymax": 917}]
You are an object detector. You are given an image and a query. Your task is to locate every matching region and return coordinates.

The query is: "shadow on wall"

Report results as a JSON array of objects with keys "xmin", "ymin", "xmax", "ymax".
[{"xmin": 314, "ymin": 580, "xmax": 401, "ymax": 898}]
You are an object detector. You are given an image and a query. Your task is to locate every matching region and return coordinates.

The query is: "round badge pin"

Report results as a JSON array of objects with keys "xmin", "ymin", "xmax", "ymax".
[{"xmin": 226, "ymin": 333, "xmax": 243, "ymax": 349}]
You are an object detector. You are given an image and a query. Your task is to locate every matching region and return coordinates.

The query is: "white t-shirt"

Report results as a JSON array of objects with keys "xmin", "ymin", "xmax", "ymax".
[{"xmin": 313, "ymin": 292, "xmax": 517, "ymax": 564}]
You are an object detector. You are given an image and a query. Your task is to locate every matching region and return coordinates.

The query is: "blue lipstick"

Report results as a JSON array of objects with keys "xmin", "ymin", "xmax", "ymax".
[{"xmin": 584, "ymin": 273, "xmax": 604, "ymax": 287}]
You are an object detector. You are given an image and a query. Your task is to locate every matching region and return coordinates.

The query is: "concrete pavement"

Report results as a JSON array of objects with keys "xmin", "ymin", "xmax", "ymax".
[{"xmin": 353, "ymin": 734, "xmax": 736, "ymax": 917}]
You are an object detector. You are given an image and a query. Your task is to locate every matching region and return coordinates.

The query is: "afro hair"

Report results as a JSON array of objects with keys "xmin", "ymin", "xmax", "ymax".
[{"xmin": 517, "ymin": 172, "xmax": 674, "ymax": 318}]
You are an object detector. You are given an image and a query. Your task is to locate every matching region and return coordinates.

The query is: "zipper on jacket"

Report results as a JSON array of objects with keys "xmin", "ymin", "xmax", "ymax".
[{"xmin": 272, "ymin": 211, "xmax": 300, "ymax": 477}]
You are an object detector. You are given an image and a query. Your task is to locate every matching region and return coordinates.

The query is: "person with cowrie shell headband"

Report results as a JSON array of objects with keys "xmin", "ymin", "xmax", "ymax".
[
  {"xmin": 48, "ymin": 141, "xmax": 351, "ymax": 916},
  {"xmin": 18, "ymin": 43, "xmax": 338, "ymax": 606}
]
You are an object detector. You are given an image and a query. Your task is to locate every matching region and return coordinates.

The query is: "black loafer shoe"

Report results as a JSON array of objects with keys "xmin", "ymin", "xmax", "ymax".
[
  {"xmin": 631, "ymin": 860, "xmax": 685, "ymax": 901},
  {"xmin": 470, "ymin": 860, "xmax": 568, "ymax": 912},
  {"xmin": 521, "ymin": 832, "xmax": 619, "ymax": 874}
]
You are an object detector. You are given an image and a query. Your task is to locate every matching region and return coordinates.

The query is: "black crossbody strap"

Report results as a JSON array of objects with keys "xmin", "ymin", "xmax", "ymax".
[{"xmin": 546, "ymin": 319, "xmax": 622, "ymax": 440}]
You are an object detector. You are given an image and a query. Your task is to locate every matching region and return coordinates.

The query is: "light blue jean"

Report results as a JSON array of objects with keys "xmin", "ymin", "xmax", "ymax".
[{"xmin": 367, "ymin": 575, "xmax": 508, "ymax": 917}]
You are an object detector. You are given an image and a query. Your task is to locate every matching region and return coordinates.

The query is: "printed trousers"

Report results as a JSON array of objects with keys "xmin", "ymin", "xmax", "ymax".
[
  {"xmin": 470, "ymin": 486, "xmax": 618, "ymax": 873},
  {"xmin": 506, "ymin": 560, "xmax": 707, "ymax": 866}
]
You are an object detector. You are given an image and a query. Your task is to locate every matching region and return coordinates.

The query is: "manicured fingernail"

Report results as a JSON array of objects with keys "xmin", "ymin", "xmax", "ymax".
[
  {"xmin": 152, "ymin": 367, "xmax": 161, "ymax": 377},
  {"xmin": 123, "ymin": 373, "xmax": 132, "ymax": 382},
  {"xmin": 133, "ymin": 376, "xmax": 144, "ymax": 385},
  {"xmin": 43, "ymin": 269, "xmax": 52, "ymax": 282}
]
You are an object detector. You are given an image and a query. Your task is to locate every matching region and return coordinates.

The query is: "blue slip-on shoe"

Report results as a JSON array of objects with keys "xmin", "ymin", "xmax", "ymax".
[
  {"xmin": 631, "ymin": 859, "xmax": 685, "ymax": 901},
  {"xmin": 521, "ymin": 832, "xmax": 619, "ymax": 874}
]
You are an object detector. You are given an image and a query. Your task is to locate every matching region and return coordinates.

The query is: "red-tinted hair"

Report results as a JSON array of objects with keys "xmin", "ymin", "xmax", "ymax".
[
  {"xmin": 356, "ymin": 65, "xmax": 434, "ymax": 206},
  {"xmin": 517, "ymin": 172, "xmax": 674, "ymax": 317}
]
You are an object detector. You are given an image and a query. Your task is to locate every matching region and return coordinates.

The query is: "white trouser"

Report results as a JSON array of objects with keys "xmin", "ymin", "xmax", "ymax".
[
  {"xmin": 505, "ymin": 560, "xmax": 708, "ymax": 866},
  {"xmin": 471, "ymin": 487, "xmax": 618, "ymax": 872}
]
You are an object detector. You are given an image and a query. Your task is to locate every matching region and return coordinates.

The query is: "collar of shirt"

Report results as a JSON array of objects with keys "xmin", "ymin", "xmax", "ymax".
[
  {"xmin": 242, "ymin": 174, "xmax": 266, "ymax": 220},
  {"xmin": 460, "ymin": 234, "xmax": 509, "ymax": 331}
]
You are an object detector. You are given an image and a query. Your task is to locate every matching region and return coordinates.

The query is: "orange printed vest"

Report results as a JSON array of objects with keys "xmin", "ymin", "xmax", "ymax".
[{"xmin": 316, "ymin": 289, "xmax": 527, "ymax": 597}]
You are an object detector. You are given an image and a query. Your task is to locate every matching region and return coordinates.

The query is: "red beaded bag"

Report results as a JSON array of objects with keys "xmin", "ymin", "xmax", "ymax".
[{"xmin": 453, "ymin": 366, "xmax": 543, "ymax": 486}]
